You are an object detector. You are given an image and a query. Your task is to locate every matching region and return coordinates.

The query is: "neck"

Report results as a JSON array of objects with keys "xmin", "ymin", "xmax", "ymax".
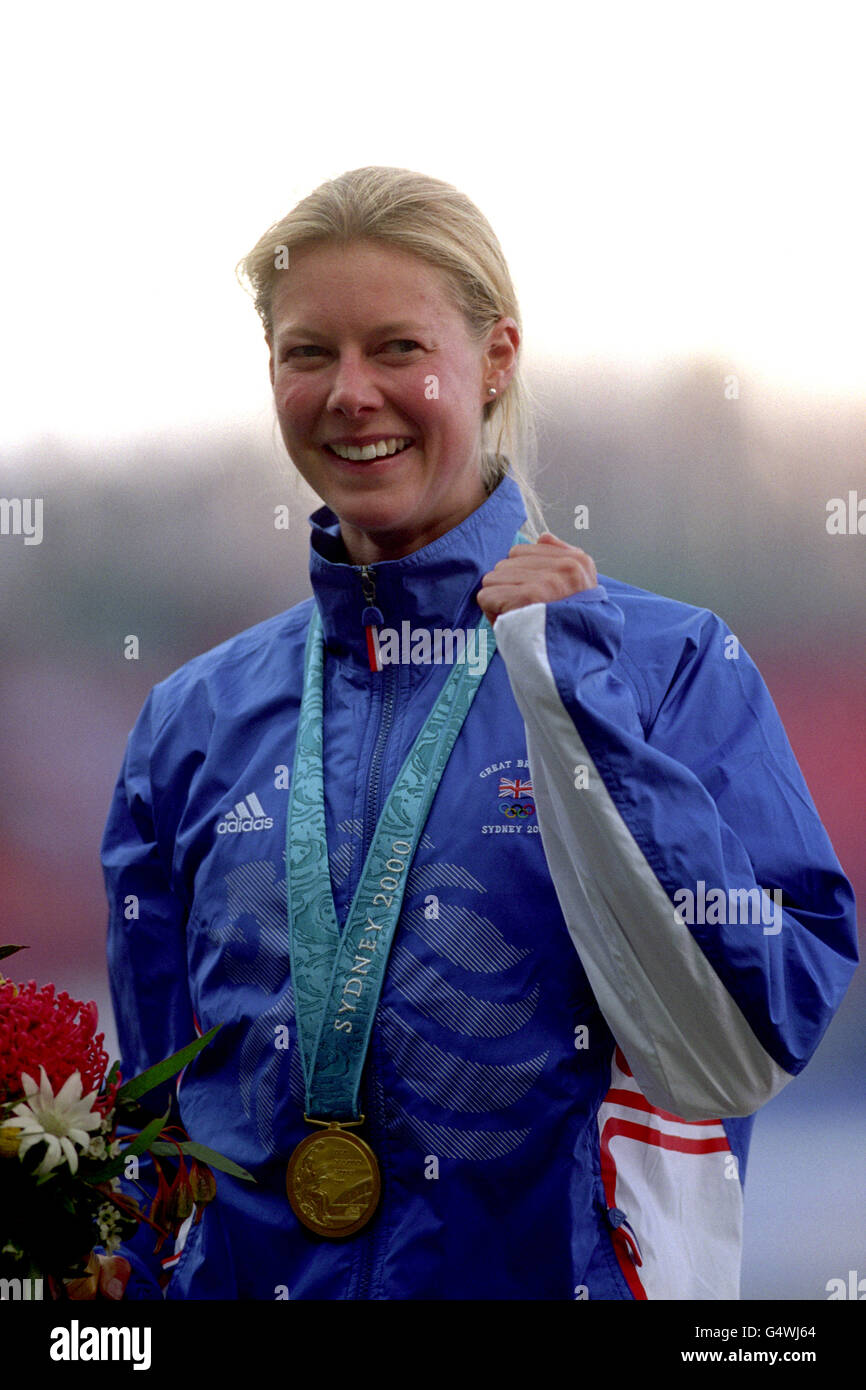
[
  {"xmin": 338, "ymin": 488, "xmax": 489, "ymax": 566},
  {"xmin": 308, "ymin": 471, "xmax": 528, "ymax": 669}
]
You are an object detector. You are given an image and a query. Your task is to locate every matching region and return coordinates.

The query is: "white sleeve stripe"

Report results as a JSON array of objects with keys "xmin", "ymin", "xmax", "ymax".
[
  {"xmin": 493, "ymin": 601, "xmax": 793, "ymax": 1121},
  {"xmin": 600, "ymin": 1103, "xmax": 727, "ymax": 1142}
]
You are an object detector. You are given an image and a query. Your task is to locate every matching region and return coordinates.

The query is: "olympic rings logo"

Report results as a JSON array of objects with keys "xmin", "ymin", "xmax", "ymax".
[{"xmin": 499, "ymin": 800, "xmax": 536, "ymax": 818}]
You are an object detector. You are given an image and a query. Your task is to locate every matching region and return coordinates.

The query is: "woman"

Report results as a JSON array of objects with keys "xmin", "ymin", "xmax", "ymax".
[{"xmin": 102, "ymin": 167, "xmax": 857, "ymax": 1300}]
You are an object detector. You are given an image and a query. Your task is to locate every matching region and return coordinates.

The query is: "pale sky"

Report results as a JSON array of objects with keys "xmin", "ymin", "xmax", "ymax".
[{"xmin": 2, "ymin": 0, "xmax": 864, "ymax": 457}]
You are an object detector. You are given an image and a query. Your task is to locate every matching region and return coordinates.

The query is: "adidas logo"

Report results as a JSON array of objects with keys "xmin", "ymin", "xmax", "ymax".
[{"xmin": 216, "ymin": 792, "xmax": 274, "ymax": 835}]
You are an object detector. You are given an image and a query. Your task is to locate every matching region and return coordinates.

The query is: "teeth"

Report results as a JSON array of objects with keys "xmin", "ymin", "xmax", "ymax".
[{"xmin": 329, "ymin": 437, "xmax": 411, "ymax": 461}]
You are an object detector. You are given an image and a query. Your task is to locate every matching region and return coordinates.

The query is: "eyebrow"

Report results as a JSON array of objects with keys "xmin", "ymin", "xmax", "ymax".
[{"xmin": 275, "ymin": 322, "xmax": 425, "ymax": 348}]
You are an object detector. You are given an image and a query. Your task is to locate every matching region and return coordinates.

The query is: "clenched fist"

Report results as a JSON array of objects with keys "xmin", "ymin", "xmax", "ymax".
[
  {"xmin": 62, "ymin": 1251, "xmax": 131, "ymax": 1300},
  {"xmin": 477, "ymin": 532, "xmax": 597, "ymax": 622}
]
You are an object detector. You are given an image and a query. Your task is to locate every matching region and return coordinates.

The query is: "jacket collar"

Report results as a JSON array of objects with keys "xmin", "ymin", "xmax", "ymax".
[{"xmin": 308, "ymin": 472, "xmax": 528, "ymax": 666}]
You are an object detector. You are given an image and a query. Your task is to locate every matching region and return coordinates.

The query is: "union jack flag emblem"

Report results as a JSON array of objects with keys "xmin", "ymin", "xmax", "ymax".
[{"xmin": 499, "ymin": 777, "xmax": 533, "ymax": 799}]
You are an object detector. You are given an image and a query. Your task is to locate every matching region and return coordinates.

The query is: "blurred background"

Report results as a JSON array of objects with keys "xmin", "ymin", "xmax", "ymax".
[{"xmin": 1, "ymin": 0, "xmax": 863, "ymax": 1300}]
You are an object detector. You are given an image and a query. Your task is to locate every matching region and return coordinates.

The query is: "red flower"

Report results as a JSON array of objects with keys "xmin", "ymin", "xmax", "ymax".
[
  {"xmin": 149, "ymin": 1159, "xmax": 175, "ymax": 1252},
  {"xmin": 149, "ymin": 1153, "xmax": 195, "ymax": 1250},
  {"xmin": 189, "ymin": 1159, "xmax": 217, "ymax": 1221},
  {"xmin": 0, "ymin": 978, "xmax": 112, "ymax": 1113}
]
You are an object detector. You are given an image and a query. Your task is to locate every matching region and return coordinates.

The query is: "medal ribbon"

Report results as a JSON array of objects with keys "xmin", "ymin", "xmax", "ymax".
[{"xmin": 286, "ymin": 531, "xmax": 529, "ymax": 1120}]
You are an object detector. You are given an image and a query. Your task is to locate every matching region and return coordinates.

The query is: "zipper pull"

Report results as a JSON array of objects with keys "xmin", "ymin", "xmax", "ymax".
[{"xmin": 359, "ymin": 565, "xmax": 384, "ymax": 672}]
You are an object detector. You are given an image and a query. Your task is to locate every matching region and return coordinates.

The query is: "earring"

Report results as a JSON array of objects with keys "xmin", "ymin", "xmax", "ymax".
[{"xmin": 487, "ymin": 387, "xmax": 497, "ymax": 397}]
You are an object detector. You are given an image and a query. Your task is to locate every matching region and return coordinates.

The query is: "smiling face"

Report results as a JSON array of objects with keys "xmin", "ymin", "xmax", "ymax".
[{"xmin": 267, "ymin": 239, "xmax": 518, "ymax": 564}]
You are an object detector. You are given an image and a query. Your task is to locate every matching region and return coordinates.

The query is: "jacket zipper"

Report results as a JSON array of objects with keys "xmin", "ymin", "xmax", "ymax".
[
  {"xmin": 358, "ymin": 563, "xmax": 398, "ymax": 861},
  {"xmin": 356, "ymin": 563, "xmax": 395, "ymax": 1299},
  {"xmin": 362, "ymin": 670, "xmax": 398, "ymax": 861}
]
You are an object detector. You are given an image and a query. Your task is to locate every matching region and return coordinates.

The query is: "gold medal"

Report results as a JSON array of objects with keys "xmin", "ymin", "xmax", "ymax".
[{"xmin": 286, "ymin": 1121, "xmax": 381, "ymax": 1238}]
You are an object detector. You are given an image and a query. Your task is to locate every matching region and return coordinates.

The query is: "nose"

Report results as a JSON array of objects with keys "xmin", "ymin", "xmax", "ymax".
[{"xmin": 327, "ymin": 351, "xmax": 384, "ymax": 415}]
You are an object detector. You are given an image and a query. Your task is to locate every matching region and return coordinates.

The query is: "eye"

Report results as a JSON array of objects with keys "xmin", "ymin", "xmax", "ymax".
[
  {"xmin": 279, "ymin": 339, "xmax": 422, "ymax": 364},
  {"xmin": 283, "ymin": 345, "xmax": 324, "ymax": 360}
]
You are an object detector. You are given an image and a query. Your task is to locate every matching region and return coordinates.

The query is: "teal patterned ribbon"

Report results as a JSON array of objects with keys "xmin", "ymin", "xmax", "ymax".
[{"xmin": 286, "ymin": 532, "xmax": 529, "ymax": 1119}]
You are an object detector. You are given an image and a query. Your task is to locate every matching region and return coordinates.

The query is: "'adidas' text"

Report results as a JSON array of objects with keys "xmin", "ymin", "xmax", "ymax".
[{"xmin": 217, "ymin": 793, "xmax": 274, "ymax": 835}]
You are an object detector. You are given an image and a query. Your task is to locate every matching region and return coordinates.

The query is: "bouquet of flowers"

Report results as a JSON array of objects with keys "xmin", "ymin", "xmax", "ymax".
[{"xmin": 0, "ymin": 945, "xmax": 253, "ymax": 1296}]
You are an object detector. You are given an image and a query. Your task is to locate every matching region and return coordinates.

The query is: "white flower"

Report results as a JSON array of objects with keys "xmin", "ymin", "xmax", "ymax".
[
  {"xmin": 96, "ymin": 1200, "xmax": 126, "ymax": 1253},
  {"xmin": 5, "ymin": 1067, "xmax": 102, "ymax": 1176}
]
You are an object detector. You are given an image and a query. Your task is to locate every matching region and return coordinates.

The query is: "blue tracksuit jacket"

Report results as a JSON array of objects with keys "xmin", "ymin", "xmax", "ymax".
[{"xmin": 101, "ymin": 473, "xmax": 858, "ymax": 1300}]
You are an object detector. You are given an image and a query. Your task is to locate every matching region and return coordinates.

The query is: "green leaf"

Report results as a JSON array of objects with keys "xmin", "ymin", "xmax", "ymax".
[
  {"xmin": 85, "ymin": 1108, "xmax": 169, "ymax": 1184},
  {"xmin": 148, "ymin": 1141, "xmax": 256, "ymax": 1182},
  {"xmin": 115, "ymin": 1024, "xmax": 222, "ymax": 1104},
  {"xmin": 0, "ymin": 945, "xmax": 27, "ymax": 961},
  {"xmin": 112, "ymin": 1096, "xmax": 162, "ymax": 1128}
]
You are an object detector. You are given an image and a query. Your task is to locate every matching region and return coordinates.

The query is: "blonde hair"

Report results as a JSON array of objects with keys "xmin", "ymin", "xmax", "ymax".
[{"xmin": 237, "ymin": 167, "xmax": 546, "ymax": 537}]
